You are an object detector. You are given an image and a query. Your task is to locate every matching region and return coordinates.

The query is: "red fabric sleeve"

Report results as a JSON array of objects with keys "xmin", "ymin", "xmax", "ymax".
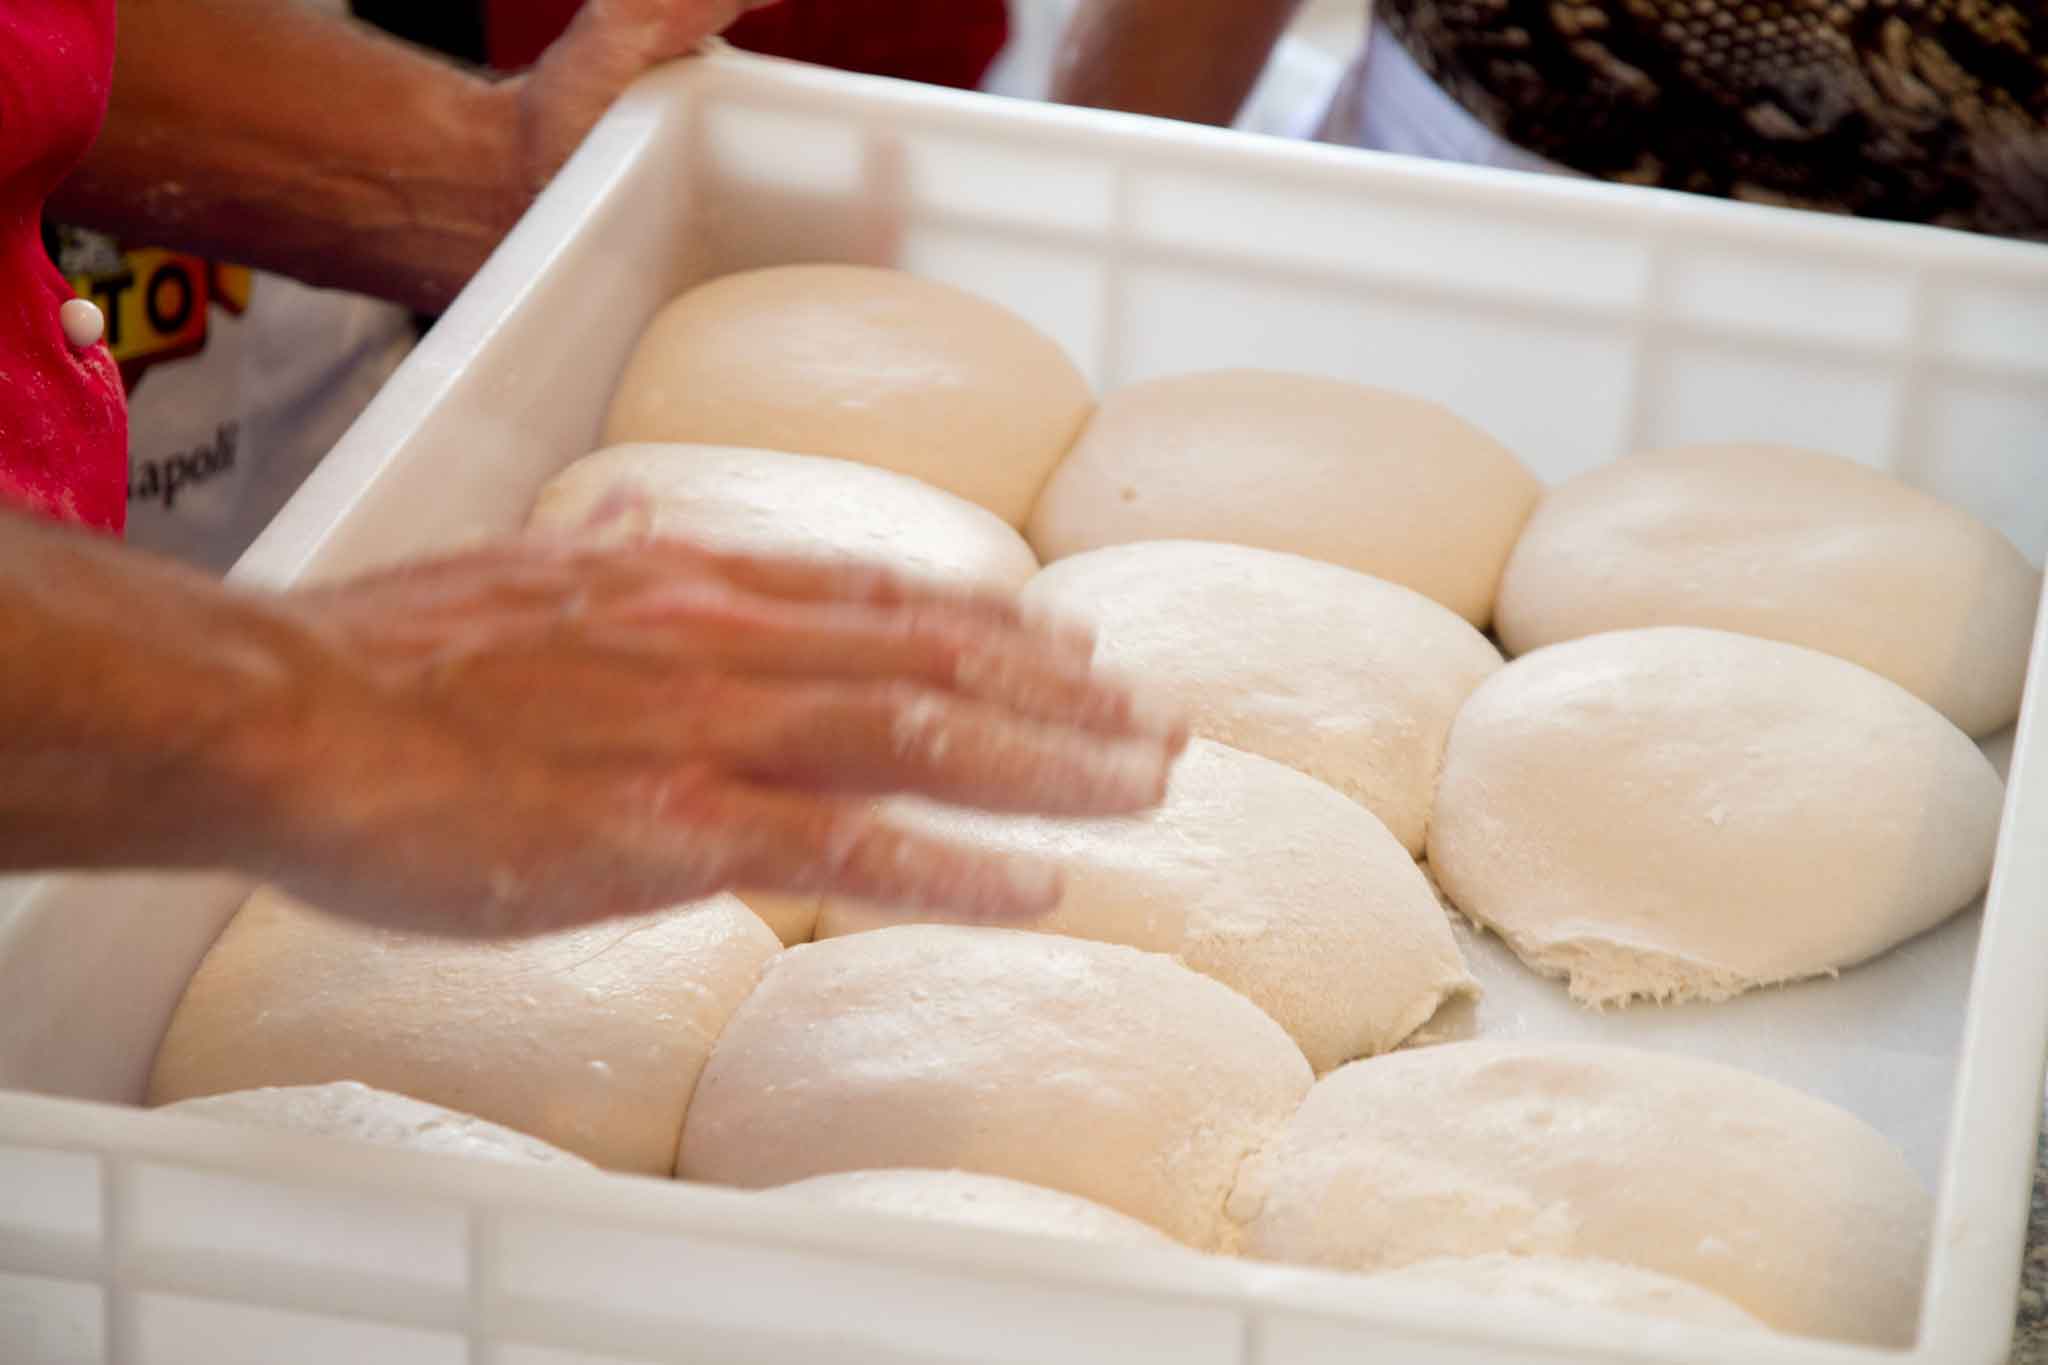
[{"xmin": 0, "ymin": 1, "xmax": 127, "ymax": 533}]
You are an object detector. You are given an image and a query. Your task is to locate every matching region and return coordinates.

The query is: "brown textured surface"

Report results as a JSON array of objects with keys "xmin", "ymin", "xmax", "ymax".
[
  {"xmin": 2015, "ymin": 1101, "xmax": 2048, "ymax": 1360},
  {"xmin": 1381, "ymin": 0, "xmax": 2048, "ymax": 237}
]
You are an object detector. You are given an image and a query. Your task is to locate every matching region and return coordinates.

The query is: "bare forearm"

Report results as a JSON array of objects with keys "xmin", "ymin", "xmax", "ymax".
[
  {"xmin": 1051, "ymin": 0, "xmax": 1302, "ymax": 126},
  {"xmin": 0, "ymin": 512, "xmax": 331, "ymax": 874},
  {"xmin": 50, "ymin": 0, "xmax": 524, "ymax": 313}
]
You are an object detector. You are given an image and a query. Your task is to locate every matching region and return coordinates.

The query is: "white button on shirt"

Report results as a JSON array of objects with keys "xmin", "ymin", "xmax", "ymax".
[{"xmin": 60, "ymin": 296, "xmax": 105, "ymax": 349}]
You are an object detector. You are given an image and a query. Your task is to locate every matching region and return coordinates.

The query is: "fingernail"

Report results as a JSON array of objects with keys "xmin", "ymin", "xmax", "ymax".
[
  {"xmin": 994, "ymin": 855, "xmax": 1063, "ymax": 914},
  {"xmin": 1123, "ymin": 687, "xmax": 1191, "ymax": 745},
  {"xmin": 1091, "ymin": 738, "xmax": 1174, "ymax": 808},
  {"xmin": 1081, "ymin": 667, "xmax": 1189, "ymax": 744},
  {"xmin": 1022, "ymin": 610, "xmax": 1096, "ymax": 659}
]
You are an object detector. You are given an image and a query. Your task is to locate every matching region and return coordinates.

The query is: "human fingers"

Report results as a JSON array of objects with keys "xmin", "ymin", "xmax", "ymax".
[
  {"xmin": 613, "ymin": 587, "xmax": 1178, "ymax": 742},
  {"xmin": 572, "ymin": 526, "xmax": 1093, "ymax": 656},
  {"xmin": 703, "ymin": 679, "xmax": 1175, "ymax": 814},
  {"xmin": 640, "ymin": 781, "xmax": 1066, "ymax": 922}
]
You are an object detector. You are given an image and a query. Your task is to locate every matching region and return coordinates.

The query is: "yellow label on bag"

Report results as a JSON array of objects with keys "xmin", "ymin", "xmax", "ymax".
[
  {"xmin": 65, "ymin": 249, "xmax": 253, "ymax": 385},
  {"xmin": 211, "ymin": 261, "xmax": 254, "ymax": 315}
]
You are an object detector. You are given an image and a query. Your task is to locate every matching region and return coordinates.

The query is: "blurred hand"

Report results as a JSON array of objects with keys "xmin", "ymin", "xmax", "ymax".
[
  {"xmin": 512, "ymin": 0, "xmax": 781, "ymax": 189},
  {"xmin": 260, "ymin": 535, "xmax": 1183, "ymax": 936}
]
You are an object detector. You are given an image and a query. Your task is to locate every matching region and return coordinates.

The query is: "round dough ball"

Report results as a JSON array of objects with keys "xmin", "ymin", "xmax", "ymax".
[
  {"xmin": 1229, "ymin": 1041, "xmax": 1929, "ymax": 1346},
  {"xmin": 1026, "ymin": 370, "xmax": 1541, "ymax": 626},
  {"xmin": 602, "ymin": 266, "xmax": 1093, "ymax": 527},
  {"xmin": 149, "ymin": 889, "xmax": 781, "ymax": 1174},
  {"xmin": 1426, "ymin": 627, "xmax": 2003, "ymax": 1006},
  {"xmin": 529, "ymin": 444, "xmax": 1039, "ymax": 594},
  {"xmin": 762, "ymin": 1169, "xmax": 1179, "ymax": 1249},
  {"xmin": 678, "ymin": 924, "xmax": 1313, "ymax": 1250},
  {"xmin": 1361, "ymin": 1255, "xmax": 1763, "ymax": 1330},
  {"xmin": 816, "ymin": 740, "xmax": 1475, "ymax": 1071},
  {"xmin": 1020, "ymin": 542, "xmax": 1502, "ymax": 853},
  {"xmin": 156, "ymin": 1082, "xmax": 591, "ymax": 1168},
  {"xmin": 1496, "ymin": 444, "xmax": 2041, "ymax": 736}
]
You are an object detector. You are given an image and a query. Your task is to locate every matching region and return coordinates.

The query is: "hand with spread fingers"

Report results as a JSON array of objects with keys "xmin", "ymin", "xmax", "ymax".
[
  {"xmin": 0, "ymin": 512, "xmax": 1182, "ymax": 936},
  {"xmin": 279, "ymin": 536, "xmax": 1186, "ymax": 934}
]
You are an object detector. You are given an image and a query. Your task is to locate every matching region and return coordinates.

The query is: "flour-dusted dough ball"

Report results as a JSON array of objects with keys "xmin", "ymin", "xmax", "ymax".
[
  {"xmin": 530, "ymin": 444, "xmax": 1039, "ymax": 594},
  {"xmin": 156, "ymin": 1082, "xmax": 592, "ymax": 1168},
  {"xmin": 1427, "ymin": 627, "xmax": 2003, "ymax": 1007},
  {"xmin": 1026, "ymin": 370, "xmax": 1541, "ymax": 626},
  {"xmin": 1497, "ymin": 445, "xmax": 2039, "ymax": 736},
  {"xmin": 1230, "ymin": 1042, "xmax": 1929, "ymax": 1346},
  {"xmin": 1496, "ymin": 444, "xmax": 2041, "ymax": 737},
  {"xmin": 679, "ymin": 924, "xmax": 1313, "ymax": 1250},
  {"xmin": 815, "ymin": 741, "xmax": 1474, "ymax": 1071},
  {"xmin": 602, "ymin": 266, "xmax": 1094, "ymax": 526},
  {"xmin": 763, "ymin": 1169, "xmax": 1180, "ymax": 1249},
  {"xmin": 1360, "ymin": 1255, "xmax": 1764, "ymax": 1330},
  {"xmin": 149, "ymin": 889, "xmax": 781, "ymax": 1174},
  {"xmin": 1020, "ymin": 542, "xmax": 1501, "ymax": 853}
]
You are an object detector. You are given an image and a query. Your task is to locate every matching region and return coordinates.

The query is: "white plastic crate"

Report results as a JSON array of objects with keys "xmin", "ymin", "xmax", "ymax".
[{"xmin": 2, "ymin": 49, "xmax": 2045, "ymax": 1365}]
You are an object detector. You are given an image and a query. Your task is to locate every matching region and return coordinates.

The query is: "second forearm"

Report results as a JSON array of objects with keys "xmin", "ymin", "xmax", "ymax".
[
  {"xmin": 0, "ymin": 512, "xmax": 338, "ymax": 876},
  {"xmin": 51, "ymin": 0, "xmax": 526, "ymax": 313},
  {"xmin": 1051, "ymin": 0, "xmax": 1303, "ymax": 126}
]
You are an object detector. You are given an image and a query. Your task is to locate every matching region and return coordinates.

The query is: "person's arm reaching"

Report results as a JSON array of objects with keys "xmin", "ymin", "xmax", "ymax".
[
  {"xmin": 48, "ymin": 0, "xmax": 768, "ymax": 314},
  {"xmin": 1050, "ymin": 0, "xmax": 1303, "ymax": 127},
  {"xmin": 0, "ymin": 509, "xmax": 1182, "ymax": 936}
]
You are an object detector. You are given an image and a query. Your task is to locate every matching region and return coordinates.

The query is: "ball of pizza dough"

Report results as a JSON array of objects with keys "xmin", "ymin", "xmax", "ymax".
[
  {"xmin": 815, "ymin": 740, "xmax": 1476, "ymax": 1071},
  {"xmin": 761, "ymin": 1169, "xmax": 1180, "ymax": 1248},
  {"xmin": 149, "ymin": 889, "xmax": 781, "ymax": 1174},
  {"xmin": 529, "ymin": 443, "xmax": 1039, "ymax": 594},
  {"xmin": 1026, "ymin": 369, "xmax": 1541, "ymax": 626},
  {"xmin": 1020, "ymin": 541, "xmax": 1502, "ymax": 854},
  {"xmin": 603, "ymin": 265, "xmax": 1093, "ymax": 527},
  {"xmin": 1360, "ymin": 1255, "xmax": 1764, "ymax": 1330},
  {"xmin": 678, "ymin": 924, "xmax": 1312, "ymax": 1250},
  {"xmin": 1426, "ymin": 627, "xmax": 2003, "ymax": 1006},
  {"xmin": 156, "ymin": 1082, "xmax": 591, "ymax": 1168},
  {"xmin": 1229, "ymin": 1042, "xmax": 1928, "ymax": 1346},
  {"xmin": 1495, "ymin": 444, "xmax": 2041, "ymax": 736}
]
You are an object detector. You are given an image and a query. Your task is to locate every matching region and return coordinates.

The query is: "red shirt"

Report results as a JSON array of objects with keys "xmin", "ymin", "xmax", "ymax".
[
  {"xmin": 486, "ymin": 0, "xmax": 1009, "ymax": 92},
  {"xmin": 0, "ymin": 0, "xmax": 126, "ymax": 532}
]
